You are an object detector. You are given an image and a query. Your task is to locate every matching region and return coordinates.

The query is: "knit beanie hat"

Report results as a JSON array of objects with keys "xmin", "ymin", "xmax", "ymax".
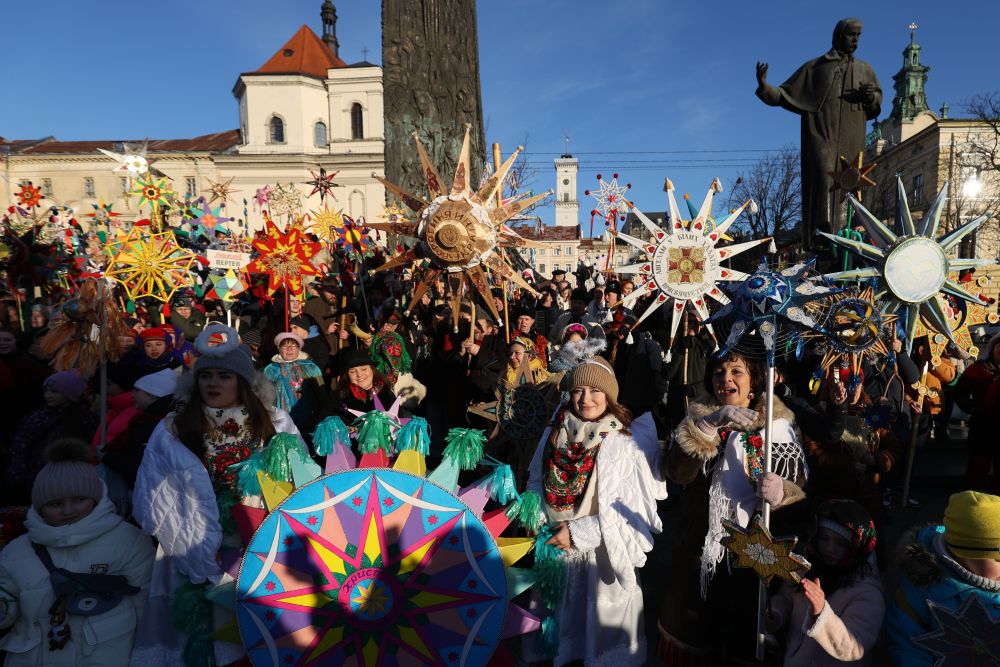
[
  {"xmin": 139, "ymin": 327, "xmax": 167, "ymax": 343},
  {"xmin": 134, "ymin": 367, "xmax": 179, "ymax": 398},
  {"xmin": 31, "ymin": 439, "xmax": 103, "ymax": 513},
  {"xmin": 275, "ymin": 332, "xmax": 304, "ymax": 348},
  {"xmin": 943, "ymin": 490, "xmax": 1000, "ymax": 560},
  {"xmin": 192, "ymin": 323, "xmax": 256, "ymax": 385},
  {"xmin": 44, "ymin": 371, "xmax": 88, "ymax": 402},
  {"xmin": 569, "ymin": 357, "xmax": 619, "ymax": 402}
]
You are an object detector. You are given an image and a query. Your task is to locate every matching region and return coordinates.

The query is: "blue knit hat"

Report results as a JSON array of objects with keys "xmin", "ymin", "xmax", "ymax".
[{"xmin": 192, "ymin": 323, "xmax": 256, "ymax": 385}]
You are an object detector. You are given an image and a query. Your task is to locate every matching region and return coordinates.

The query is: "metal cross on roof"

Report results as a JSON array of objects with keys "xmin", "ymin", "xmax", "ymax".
[
  {"xmin": 361, "ymin": 46, "xmax": 369, "ymax": 60},
  {"xmin": 909, "ymin": 21, "xmax": 918, "ymax": 31}
]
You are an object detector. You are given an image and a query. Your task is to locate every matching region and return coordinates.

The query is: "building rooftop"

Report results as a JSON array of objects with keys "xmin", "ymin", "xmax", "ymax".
[
  {"xmin": 509, "ymin": 224, "xmax": 580, "ymax": 241},
  {"xmin": 1, "ymin": 131, "xmax": 242, "ymax": 155},
  {"xmin": 248, "ymin": 24, "xmax": 347, "ymax": 79}
]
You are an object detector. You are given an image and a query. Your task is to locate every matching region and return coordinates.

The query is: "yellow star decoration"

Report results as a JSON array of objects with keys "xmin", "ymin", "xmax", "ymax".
[
  {"xmin": 350, "ymin": 580, "xmax": 390, "ymax": 616},
  {"xmin": 380, "ymin": 203, "xmax": 409, "ymax": 225},
  {"xmin": 310, "ymin": 204, "xmax": 345, "ymax": 244},
  {"xmin": 914, "ymin": 274, "xmax": 999, "ymax": 365},
  {"xmin": 130, "ymin": 176, "xmax": 175, "ymax": 211},
  {"xmin": 205, "ymin": 175, "xmax": 239, "ymax": 206},
  {"xmin": 104, "ymin": 227, "xmax": 197, "ymax": 302},
  {"xmin": 720, "ymin": 516, "xmax": 810, "ymax": 586}
]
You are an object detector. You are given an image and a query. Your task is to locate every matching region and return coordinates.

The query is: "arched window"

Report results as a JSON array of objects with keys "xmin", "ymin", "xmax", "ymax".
[
  {"xmin": 314, "ymin": 121, "xmax": 327, "ymax": 147},
  {"xmin": 269, "ymin": 116, "xmax": 285, "ymax": 143},
  {"xmin": 350, "ymin": 103, "xmax": 363, "ymax": 140}
]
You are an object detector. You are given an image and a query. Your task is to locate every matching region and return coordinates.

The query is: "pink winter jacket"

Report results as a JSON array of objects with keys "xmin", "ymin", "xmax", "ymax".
[{"xmin": 771, "ymin": 569, "xmax": 885, "ymax": 666}]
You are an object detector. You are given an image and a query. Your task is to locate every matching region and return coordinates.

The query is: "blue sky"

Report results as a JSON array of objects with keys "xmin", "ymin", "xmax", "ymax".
[{"xmin": 3, "ymin": 0, "xmax": 997, "ymax": 233}]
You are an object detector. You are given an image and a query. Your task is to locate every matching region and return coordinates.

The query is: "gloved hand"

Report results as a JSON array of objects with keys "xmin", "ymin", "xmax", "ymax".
[
  {"xmin": 696, "ymin": 405, "xmax": 758, "ymax": 434},
  {"xmin": 757, "ymin": 472, "xmax": 785, "ymax": 506}
]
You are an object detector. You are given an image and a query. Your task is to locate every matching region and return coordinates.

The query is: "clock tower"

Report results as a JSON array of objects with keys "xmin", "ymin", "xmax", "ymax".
[{"xmin": 554, "ymin": 145, "xmax": 579, "ymax": 228}]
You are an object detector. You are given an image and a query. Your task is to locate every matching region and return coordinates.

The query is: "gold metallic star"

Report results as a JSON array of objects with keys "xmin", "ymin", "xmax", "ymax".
[{"xmin": 721, "ymin": 516, "xmax": 810, "ymax": 586}]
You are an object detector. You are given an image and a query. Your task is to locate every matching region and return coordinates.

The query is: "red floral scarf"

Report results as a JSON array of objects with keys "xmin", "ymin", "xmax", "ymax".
[{"xmin": 542, "ymin": 409, "xmax": 620, "ymax": 521}]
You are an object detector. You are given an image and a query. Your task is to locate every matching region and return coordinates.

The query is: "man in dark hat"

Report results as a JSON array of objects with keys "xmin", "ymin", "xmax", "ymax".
[
  {"xmin": 169, "ymin": 291, "xmax": 206, "ymax": 343},
  {"xmin": 512, "ymin": 305, "xmax": 549, "ymax": 368},
  {"xmin": 548, "ymin": 288, "xmax": 606, "ymax": 343}
]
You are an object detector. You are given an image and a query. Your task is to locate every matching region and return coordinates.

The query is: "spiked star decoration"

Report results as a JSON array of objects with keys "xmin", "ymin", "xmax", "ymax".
[
  {"xmin": 586, "ymin": 173, "xmax": 631, "ymax": 228},
  {"xmin": 253, "ymin": 184, "xmax": 273, "ymax": 209},
  {"xmin": 97, "ymin": 142, "xmax": 154, "ymax": 180},
  {"xmin": 913, "ymin": 275, "xmax": 998, "ymax": 365},
  {"xmin": 310, "ymin": 204, "xmax": 345, "ymax": 244},
  {"xmin": 129, "ymin": 176, "xmax": 175, "ymax": 210},
  {"xmin": 827, "ymin": 152, "xmax": 877, "ymax": 201},
  {"xmin": 204, "ymin": 269, "xmax": 246, "ymax": 302},
  {"xmin": 912, "ymin": 595, "xmax": 1000, "ymax": 666},
  {"xmin": 204, "ymin": 175, "xmax": 238, "ymax": 207},
  {"xmin": 186, "ymin": 200, "xmax": 232, "ymax": 237},
  {"xmin": 380, "ymin": 203, "xmax": 409, "ymax": 225},
  {"xmin": 704, "ymin": 258, "xmax": 838, "ymax": 366},
  {"xmin": 104, "ymin": 227, "xmax": 197, "ymax": 302},
  {"xmin": 248, "ymin": 219, "xmax": 321, "ymax": 296},
  {"xmin": 821, "ymin": 177, "xmax": 999, "ymax": 353},
  {"xmin": 85, "ymin": 199, "xmax": 122, "ymax": 227},
  {"xmin": 615, "ymin": 177, "xmax": 770, "ymax": 342},
  {"xmin": 336, "ymin": 214, "xmax": 372, "ymax": 260},
  {"xmin": 305, "ymin": 167, "xmax": 339, "ymax": 203},
  {"xmin": 369, "ymin": 126, "xmax": 552, "ymax": 329},
  {"xmin": 721, "ymin": 516, "xmax": 811, "ymax": 586},
  {"xmin": 16, "ymin": 182, "xmax": 44, "ymax": 208},
  {"xmin": 468, "ymin": 355, "xmax": 563, "ymax": 447},
  {"xmin": 268, "ymin": 182, "xmax": 302, "ymax": 218}
]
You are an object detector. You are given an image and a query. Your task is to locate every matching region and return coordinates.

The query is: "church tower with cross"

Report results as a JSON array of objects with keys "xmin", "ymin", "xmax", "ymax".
[
  {"xmin": 890, "ymin": 22, "xmax": 931, "ymax": 124},
  {"xmin": 554, "ymin": 137, "xmax": 579, "ymax": 227}
]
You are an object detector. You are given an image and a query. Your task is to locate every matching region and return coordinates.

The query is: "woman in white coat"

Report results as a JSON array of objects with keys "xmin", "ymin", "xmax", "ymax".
[
  {"xmin": 526, "ymin": 356, "xmax": 667, "ymax": 666},
  {"xmin": 131, "ymin": 324, "xmax": 303, "ymax": 666}
]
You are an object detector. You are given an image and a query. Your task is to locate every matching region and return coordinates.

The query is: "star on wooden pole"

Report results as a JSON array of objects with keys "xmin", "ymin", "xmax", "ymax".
[{"xmin": 721, "ymin": 516, "xmax": 811, "ymax": 586}]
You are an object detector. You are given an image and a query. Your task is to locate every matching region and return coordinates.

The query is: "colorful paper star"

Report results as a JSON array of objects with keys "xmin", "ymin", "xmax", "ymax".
[
  {"xmin": 267, "ymin": 182, "xmax": 302, "ymax": 218},
  {"xmin": 130, "ymin": 176, "xmax": 175, "ymax": 210},
  {"xmin": 16, "ymin": 182, "xmax": 43, "ymax": 208},
  {"xmin": 204, "ymin": 269, "xmax": 247, "ymax": 302},
  {"xmin": 912, "ymin": 595, "xmax": 1000, "ymax": 666},
  {"xmin": 913, "ymin": 274, "xmax": 998, "ymax": 365},
  {"xmin": 85, "ymin": 199, "xmax": 122, "ymax": 227},
  {"xmin": 336, "ymin": 214, "xmax": 372, "ymax": 260},
  {"xmin": 188, "ymin": 200, "xmax": 232, "ymax": 236},
  {"xmin": 248, "ymin": 219, "xmax": 321, "ymax": 296},
  {"xmin": 586, "ymin": 173, "xmax": 631, "ymax": 227},
  {"xmin": 205, "ymin": 175, "xmax": 238, "ymax": 207},
  {"xmin": 380, "ymin": 203, "xmax": 409, "ymax": 225},
  {"xmin": 309, "ymin": 204, "xmax": 345, "ymax": 244},
  {"xmin": 97, "ymin": 143, "xmax": 154, "ymax": 178},
  {"xmin": 104, "ymin": 227, "xmax": 197, "ymax": 302},
  {"xmin": 253, "ymin": 184, "xmax": 272, "ymax": 209},
  {"xmin": 721, "ymin": 516, "xmax": 811, "ymax": 586},
  {"xmin": 304, "ymin": 167, "xmax": 338, "ymax": 203}
]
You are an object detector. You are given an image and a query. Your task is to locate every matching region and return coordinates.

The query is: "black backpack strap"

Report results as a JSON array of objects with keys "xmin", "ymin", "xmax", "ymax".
[{"xmin": 31, "ymin": 542, "xmax": 57, "ymax": 572}]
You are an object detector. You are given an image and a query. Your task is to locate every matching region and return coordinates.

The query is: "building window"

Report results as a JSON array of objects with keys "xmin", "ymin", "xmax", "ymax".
[
  {"xmin": 539, "ymin": 263, "xmax": 546, "ymax": 274},
  {"xmin": 566, "ymin": 246, "xmax": 573, "ymax": 255},
  {"xmin": 120, "ymin": 177, "xmax": 128, "ymax": 194},
  {"xmin": 314, "ymin": 121, "xmax": 327, "ymax": 147},
  {"xmin": 41, "ymin": 178, "xmax": 53, "ymax": 197},
  {"xmin": 553, "ymin": 247, "xmax": 561, "ymax": 256},
  {"xmin": 912, "ymin": 173, "xmax": 924, "ymax": 203},
  {"xmin": 84, "ymin": 177, "xmax": 95, "ymax": 198},
  {"xmin": 538, "ymin": 249, "xmax": 546, "ymax": 256},
  {"xmin": 565, "ymin": 263, "xmax": 572, "ymax": 272},
  {"xmin": 562, "ymin": 193, "xmax": 570, "ymax": 202},
  {"xmin": 269, "ymin": 116, "xmax": 285, "ymax": 143},
  {"xmin": 186, "ymin": 177, "xmax": 197, "ymax": 197},
  {"xmin": 350, "ymin": 103, "xmax": 363, "ymax": 140}
]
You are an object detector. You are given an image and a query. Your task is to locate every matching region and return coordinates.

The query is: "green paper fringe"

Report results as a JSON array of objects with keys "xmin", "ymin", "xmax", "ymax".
[
  {"xmin": 539, "ymin": 615, "xmax": 560, "ymax": 658},
  {"xmin": 312, "ymin": 416, "xmax": 351, "ymax": 456},
  {"xmin": 533, "ymin": 524, "xmax": 567, "ymax": 610},
  {"xmin": 215, "ymin": 487, "xmax": 238, "ymax": 537},
  {"xmin": 170, "ymin": 583, "xmax": 219, "ymax": 667},
  {"xmin": 442, "ymin": 428, "xmax": 486, "ymax": 470},
  {"xmin": 260, "ymin": 433, "xmax": 307, "ymax": 484},
  {"xmin": 396, "ymin": 417, "xmax": 430, "ymax": 455},
  {"xmin": 230, "ymin": 455, "xmax": 265, "ymax": 498},
  {"xmin": 487, "ymin": 464, "xmax": 517, "ymax": 505},
  {"xmin": 182, "ymin": 631, "xmax": 217, "ymax": 667},
  {"xmin": 505, "ymin": 490, "xmax": 543, "ymax": 531},
  {"xmin": 353, "ymin": 411, "xmax": 396, "ymax": 454}
]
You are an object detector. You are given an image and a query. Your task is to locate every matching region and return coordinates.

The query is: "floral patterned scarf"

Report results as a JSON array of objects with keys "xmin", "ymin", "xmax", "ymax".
[
  {"xmin": 202, "ymin": 406, "xmax": 261, "ymax": 491},
  {"xmin": 542, "ymin": 409, "xmax": 621, "ymax": 522}
]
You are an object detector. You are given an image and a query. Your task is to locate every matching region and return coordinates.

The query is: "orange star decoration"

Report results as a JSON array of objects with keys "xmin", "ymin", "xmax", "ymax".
[
  {"xmin": 721, "ymin": 516, "xmax": 811, "ymax": 586},
  {"xmin": 16, "ymin": 182, "xmax": 43, "ymax": 208},
  {"xmin": 249, "ymin": 219, "xmax": 320, "ymax": 296},
  {"xmin": 828, "ymin": 152, "xmax": 877, "ymax": 201},
  {"xmin": 309, "ymin": 204, "xmax": 344, "ymax": 244},
  {"xmin": 104, "ymin": 228, "xmax": 198, "ymax": 302}
]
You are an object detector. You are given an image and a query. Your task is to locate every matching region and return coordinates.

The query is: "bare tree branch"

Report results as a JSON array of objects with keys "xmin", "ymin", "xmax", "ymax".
[{"xmin": 727, "ymin": 145, "xmax": 802, "ymax": 240}]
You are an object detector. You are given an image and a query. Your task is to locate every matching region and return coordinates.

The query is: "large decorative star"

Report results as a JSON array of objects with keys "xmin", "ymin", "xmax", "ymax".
[
  {"xmin": 187, "ymin": 200, "xmax": 232, "ymax": 236},
  {"xmin": 305, "ymin": 167, "xmax": 339, "ymax": 203},
  {"xmin": 336, "ymin": 214, "xmax": 372, "ymax": 260},
  {"xmin": 16, "ymin": 182, "xmax": 43, "ymax": 208},
  {"xmin": 369, "ymin": 127, "xmax": 552, "ymax": 330},
  {"xmin": 721, "ymin": 516, "xmax": 810, "ymax": 586},
  {"xmin": 85, "ymin": 199, "xmax": 122, "ymax": 227},
  {"xmin": 205, "ymin": 175, "xmax": 238, "ymax": 207},
  {"xmin": 205, "ymin": 269, "xmax": 247, "ymax": 302},
  {"xmin": 130, "ymin": 176, "xmax": 175, "ymax": 210},
  {"xmin": 268, "ymin": 182, "xmax": 303, "ymax": 218},
  {"xmin": 104, "ymin": 227, "xmax": 197, "ymax": 302},
  {"xmin": 615, "ymin": 178, "xmax": 769, "ymax": 343},
  {"xmin": 828, "ymin": 152, "xmax": 877, "ymax": 201},
  {"xmin": 248, "ymin": 219, "xmax": 321, "ymax": 296},
  {"xmin": 913, "ymin": 274, "xmax": 998, "ymax": 365},
  {"xmin": 253, "ymin": 184, "xmax": 273, "ymax": 209},
  {"xmin": 912, "ymin": 595, "xmax": 1000, "ymax": 666},
  {"xmin": 821, "ymin": 177, "xmax": 999, "ymax": 353},
  {"xmin": 586, "ymin": 173, "xmax": 631, "ymax": 228},
  {"xmin": 309, "ymin": 205, "xmax": 345, "ymax": 244},
  {"xmin": 97, "ymin": 142, "xmax": 155, "ymax": 179},
  {"xmin": 468, "ymin": 355, "xmax": 562, "ymax": 446}
]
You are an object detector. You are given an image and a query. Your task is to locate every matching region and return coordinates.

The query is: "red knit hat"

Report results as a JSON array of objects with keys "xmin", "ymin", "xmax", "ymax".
[{"xmin": 139, "ymin": 327, "xmax": 167, "ymax": 343}]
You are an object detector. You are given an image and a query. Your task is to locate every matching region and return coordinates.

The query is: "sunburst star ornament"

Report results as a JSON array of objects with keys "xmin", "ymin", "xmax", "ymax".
[
  {"xmin": 97, "ymin": 142, "xmax": 154, "ymax": 179},
  {"xmin": 104, "ymin": 227, "xmax": 197, "ymax": 302},
  {"xmin": 369, "ymin": 126, "xmax": 552, "ymax": 329},
  {"xmin": 380, "ymin": 203, "xmax": 409, "ymax": 225},
  {"xmin": 249, "ymin": 219, "xmax": 321, "ymax": 296},
  {"xmin": 204, "ymin": 175, "xmax": 238, "ymax": 207},
  {"xmin": 914, "ymin": 275, "xmax": 998, "ymax": 365},
  {"xmin": 16, "ymin": 182, "xmax": 43, "ymax": 208},
  {"xmin": 615, "ymin": 177, "xmax": 769, "ymax": 342},
  {"xmin": 310, "ymin": 204, "xmax": 345, "ymax": 244},
  {"xmin": 85, "ymin": 199, "xmax": 122, "ymax": 228},
  {"xmin": 721, "ymin": 516, "xmax": 811, "ymax": 585},
  {"xmin": 337, "ymin": 214, "xmax": 373, "ymax": 260},
  {"xmin": 268, "ymin": 182, "xmax": 303, "ymax": 218},
  {"xmin": 468, "ymin": 355, "xmax": 563, "ymax": 447},
  {"xmin": 912, "ymin": 595, "xmax": 1000, "ymax": 666},
  {"xmin": 305, "ymin": 167, "xmax": 339, "ymax": 203},
  {"xmin": 130, "ymin": 176, "xmax": 175, "ymax": 210},
  {"xmin": 821, "ymin": 177, "xmax": 998, "ymax": 353}
]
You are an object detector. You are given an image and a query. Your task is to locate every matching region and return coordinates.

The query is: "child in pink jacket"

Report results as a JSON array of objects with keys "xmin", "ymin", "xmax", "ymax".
[{"xmin": 768, "ymin": 499, "xmax": 885, "ymax": 666}]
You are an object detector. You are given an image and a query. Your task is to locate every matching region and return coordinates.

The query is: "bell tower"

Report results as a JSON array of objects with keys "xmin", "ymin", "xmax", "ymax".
[
  {"xmin": 321, "ymin": 0, "xmax": 340, "ymax": 57},
  {"xmin": 554, "ymin": 136, "xmax": 579, "ymax": 228}
]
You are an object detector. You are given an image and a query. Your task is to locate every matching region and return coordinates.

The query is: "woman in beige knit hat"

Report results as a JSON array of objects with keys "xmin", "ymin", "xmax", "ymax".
[{"xmin": 524, "ymin": 356, "xmax": 667, "ymax": 665}]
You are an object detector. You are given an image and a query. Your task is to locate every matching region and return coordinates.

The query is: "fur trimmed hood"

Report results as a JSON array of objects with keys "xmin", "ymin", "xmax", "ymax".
[
  {"xmin": 173, "ymin": 367, "xmax": 278, "ymax": 413},
  {"xmin": 898, "ymin": 527, "xmax": 945, "ymax": 587}
]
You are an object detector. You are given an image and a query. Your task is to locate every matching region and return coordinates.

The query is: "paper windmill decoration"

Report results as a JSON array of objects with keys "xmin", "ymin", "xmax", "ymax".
[
  {"xmin": 822, "ymin": 177, "xmax": 998, "ymax": 352},
  {"xmin": 97, "ymin": 143, "xmax": 154, "ymax": 179},
  {"xmin": 248, "ymin": 219, "xmax": 321, "ymax": 296},
  {"xmin": 913, "ymin": 274, "xmax": 998, "ymax": 365},
  {"xmin": 84, "ymin": 199, "xmax": 122, "ymax": 228},
  {"xmin": 615, "ymin": 177, "xmax": 768, "ymax": 342},
  {"xmin": 253, "ymin": 184, "xmax": 273, "ymax": 209},
  {"xmin": 337, "ymin": 214, "xmax": 373, "ymax": 260},
  {"xmin": 205, "ymin": 175, "xmax": 238, "ymax": 207},
  {"xmin": 228, "ymin": 410, "xmax": 549, "ymax": 667},
  {"xmin": 704, "ymin": 258, "xmax": 837, "ymax": 365},
  {"xmin": 802, "ymin": 286, "xmax": 898, "ymax": 393},
  {"xmin": 205, "ymin": 269, "xmax": 247, "ymax": 302},
  {"xmin": 912, "ymin": 595, "xmax": 1000, "ymax": 666},
  {"xmin": 309, "ymin": 204, "xmax": 345, "ymax": 244},
  {"xmin": 268, "ymin": 182, "xmax": 303, "ymax": 218},
  {"xmin": 104, "ymin": 228, "xmax": 198, "ymax": 302},
  {"xmin": 129, "ymin": 176, "xmax": 175, "ymax": 210},
  {"xmin": 304, "ymin": 167, "xmax": 339, "ymax": 203},
  {"xmin": 468, "ymin": 356, "xmax": 563, "ymax": 447},
  {"xmin": 721, "ymin": 516, "xmax": 811, "ymax": 586},
  {"xmin": 187, "ymin": 200, "xmax": 232, "ymax": 237},
  {"xmin": 827, "ymin": 152, "xmax": 877, "ymax": 200},
  {"xmin": 16, "ymin": 182, "xmax": 43, "ymax": 209},
  {"xmin": 369, "ymin": 126, "xmax": 552, "ymax": 330}
]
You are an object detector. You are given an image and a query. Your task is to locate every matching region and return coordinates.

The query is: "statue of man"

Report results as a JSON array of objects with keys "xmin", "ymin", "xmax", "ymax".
[{"xmin": 756, "ymin": 18, "xmax": 881, "ymax": 244}]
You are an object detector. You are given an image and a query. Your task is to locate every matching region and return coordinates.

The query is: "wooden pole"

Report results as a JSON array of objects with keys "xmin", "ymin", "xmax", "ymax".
[
  {"xmin": 901, "ymin": 362, "xmax": 929, "ymax": 508},
  {"xmin": 756, "ymin": 364, "xmax": 776, "ymax": 661},
  {"xmin": 492, "ymin": 142, "xmax": 512, "ymax": 344}
]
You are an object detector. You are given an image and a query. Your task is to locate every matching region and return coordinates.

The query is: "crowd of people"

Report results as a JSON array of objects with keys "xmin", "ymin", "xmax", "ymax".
[{"xmin": 0, "ymin": 257, "xmax": 998, "ymax": 667}]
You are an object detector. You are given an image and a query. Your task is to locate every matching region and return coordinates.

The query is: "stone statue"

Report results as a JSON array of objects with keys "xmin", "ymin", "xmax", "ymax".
[
  {"xmin": 756, "ymin": 18, "xmax": 881, "ymax": 244},
  {"xmin": 382, "ymin": 0, "xmax": 486, "ymax": 201}
]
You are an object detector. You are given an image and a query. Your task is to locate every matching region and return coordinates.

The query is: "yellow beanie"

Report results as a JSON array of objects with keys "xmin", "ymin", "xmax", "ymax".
[{"xmin": 943, "ymin": 490, "xmax": 1000, "ymax": 560}]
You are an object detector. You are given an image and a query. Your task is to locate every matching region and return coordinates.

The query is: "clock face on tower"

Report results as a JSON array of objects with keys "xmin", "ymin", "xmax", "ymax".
[{"xmin": 562, "ymin": 178, "xmax": 570, "ymax": 185}]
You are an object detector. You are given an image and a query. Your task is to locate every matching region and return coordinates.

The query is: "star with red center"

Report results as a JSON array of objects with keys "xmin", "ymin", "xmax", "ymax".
[{"xmin": 248, "ymin": 219, "xmax": 321, "ymax": 297}]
